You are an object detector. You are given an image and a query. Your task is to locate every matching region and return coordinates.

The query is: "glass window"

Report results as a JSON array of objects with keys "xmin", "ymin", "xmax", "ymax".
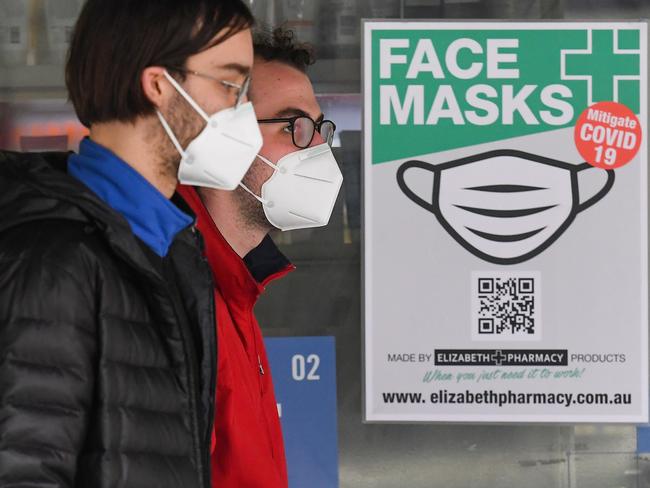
[{"xmin": 1, "ymin": 1, "xmax": 648, "ymax": 486}]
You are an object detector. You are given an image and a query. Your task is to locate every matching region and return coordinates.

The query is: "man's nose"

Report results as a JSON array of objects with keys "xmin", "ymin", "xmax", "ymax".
[{"xmin": 310, "ymin": 130, "xmax": 325, "ymax": 147}]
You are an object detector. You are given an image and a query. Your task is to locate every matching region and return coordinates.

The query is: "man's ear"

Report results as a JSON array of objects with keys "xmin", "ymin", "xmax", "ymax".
[{"xmin": 141, "ymin": 66, "xmax": 172, "ymax": 109}]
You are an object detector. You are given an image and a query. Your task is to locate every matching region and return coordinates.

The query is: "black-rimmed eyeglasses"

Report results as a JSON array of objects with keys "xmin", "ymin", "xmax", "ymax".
[{"xmin": 257, "ymin": 115, "xmax": 336, "ymax": 148}]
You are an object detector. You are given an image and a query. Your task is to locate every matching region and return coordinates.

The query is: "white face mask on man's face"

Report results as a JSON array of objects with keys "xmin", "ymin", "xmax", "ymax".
[
  {"xmin": 239, "ymin": 143, "xmax": 344, "ymax": 231},
  {"xmin": 157, "ymin": 70, "xmax": 263, "ymax": 191},
  {"xmin": 397, "ymin": 150, "xmax": 615, "ymax": 264}
]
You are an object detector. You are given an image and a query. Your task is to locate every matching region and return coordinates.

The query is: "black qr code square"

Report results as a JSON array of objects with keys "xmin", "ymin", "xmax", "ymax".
[
  {"xmin": 478, "ymin": 318, "xmax": 494, "ymax": 334},
  {"xmin": 472, "ymin": 273, "xmax": 540, "ymax": 339},
  {"xmin": 478, "ymin": 278, "xmax": 494, "ymax": 294},
  {"xmin": 518, "ymin": 278, "xmax": 534, "ymax": 293}
]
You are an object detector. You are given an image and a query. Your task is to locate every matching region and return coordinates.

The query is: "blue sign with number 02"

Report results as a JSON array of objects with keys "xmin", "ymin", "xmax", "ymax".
[
  {"xmin": 264, "ymin": 336, "xmax": 339, "ymax": 488},
  {"xmin": 637, "ymin": 426, "xmax": 650, "ymax": 452}
]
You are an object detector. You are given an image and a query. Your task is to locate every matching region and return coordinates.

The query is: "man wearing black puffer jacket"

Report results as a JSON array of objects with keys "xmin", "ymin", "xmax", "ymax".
[{"xmin": 0, "ymin": 1, "xmax": 259, "ymax": 487}]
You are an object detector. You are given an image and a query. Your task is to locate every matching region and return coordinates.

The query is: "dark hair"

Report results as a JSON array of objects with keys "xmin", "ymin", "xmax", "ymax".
[
  {"xmin": 252, "ymin": 26, "xmax": 315, "ymax": 73},
  {"xmin": 66, "ymin": 0, "xmax": 254, "ymax": 127}
]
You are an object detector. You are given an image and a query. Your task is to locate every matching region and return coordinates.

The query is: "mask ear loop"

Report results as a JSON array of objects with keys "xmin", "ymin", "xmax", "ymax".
[
  {"xmin": 163, "ymin": 70, "xmax": 210, "ymax": 122},
  {"xmin": 157, "ymin": 111, "xmax": 186, "ymax": 158},
  {"xmin": 239, "ymin": 182, "xmax": 272, "ymax": 207},
  {"xmin": 574, "ymin": 163, "xmax": 616, "ymax": 213},
  {"xmin": 238, "ymin": 154, "xmax": 284, "ymax": 206},
  {"xmin": 257, "ymin": 154, "xmax": 283, "ymax": 172},
  {"xmin": 157, "ymin": 70, "xmax": 215, "ymax": 159}
]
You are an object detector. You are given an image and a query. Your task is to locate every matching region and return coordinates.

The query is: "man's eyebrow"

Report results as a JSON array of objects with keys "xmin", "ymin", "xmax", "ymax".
[
  {"xmin": 214, "ymin": 62, "xmax": 250, "ymax": 76},
  {"xmin": 275, "ymin": 107, "xmax": 325, "ymax": 121}
]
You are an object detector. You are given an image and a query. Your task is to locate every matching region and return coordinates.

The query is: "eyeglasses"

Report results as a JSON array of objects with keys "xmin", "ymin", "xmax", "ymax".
[
  {"xmin": 257, "ymin": 115, "xmax": 336, "ymax": 148},
  {"xmin": 170, "ymin": 67, "xmax": 251, "ymax": 109}
]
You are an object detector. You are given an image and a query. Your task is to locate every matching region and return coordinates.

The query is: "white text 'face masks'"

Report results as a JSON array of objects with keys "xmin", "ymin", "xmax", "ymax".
[{"xmin": 397, "ymin": 149, "xmax": 615, "ymax": 265}]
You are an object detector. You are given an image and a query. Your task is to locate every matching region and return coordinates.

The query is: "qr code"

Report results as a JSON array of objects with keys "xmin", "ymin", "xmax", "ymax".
[{"xmin": 471, "ymin": 271, "xmax": 541, "ymax": 341}]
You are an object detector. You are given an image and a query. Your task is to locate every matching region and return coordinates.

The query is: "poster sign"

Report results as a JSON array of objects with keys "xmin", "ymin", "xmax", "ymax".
[
  {"xmin": 265, "ymin": 337, "xmax": 339, "ymax": 487},
  {"xmin": 363, "ymin": 21, "xmax": 647, "ymax": 422}
]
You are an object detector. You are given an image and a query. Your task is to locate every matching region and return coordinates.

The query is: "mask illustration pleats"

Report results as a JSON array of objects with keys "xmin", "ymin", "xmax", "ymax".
[
  {"xmin": 439, "ymin": 156, "xmax": 573, "ymax": 260},
  {"xmin": 397, "ymin": 150, "xmax": 614, "ymax": 264}
]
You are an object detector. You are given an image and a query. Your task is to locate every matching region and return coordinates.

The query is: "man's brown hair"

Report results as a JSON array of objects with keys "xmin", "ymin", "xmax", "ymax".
[
  {"xmin": 253, "ymin": 26, "xmax": 315, "ymax": 73},
  {"xmin": 66, "ymin": 0, "xmax": 254, "ymax": 127}
]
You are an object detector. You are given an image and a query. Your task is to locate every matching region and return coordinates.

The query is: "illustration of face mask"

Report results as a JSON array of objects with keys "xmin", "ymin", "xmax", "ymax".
[
  {"xmin": 240, "ymin": 143, "xmax": 343, "ymax": 231},
  {"xmin": 157, "ymin": 70, "xmax": 263, "ymax": 191},
  {"xmin": 397, "ymin": 149, "xmax": 615, "ymax": 265}
]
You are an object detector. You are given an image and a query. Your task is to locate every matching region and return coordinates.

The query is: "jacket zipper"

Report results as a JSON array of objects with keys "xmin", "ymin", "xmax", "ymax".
[
  {"xmin": 194, "ymin": 227, "xmax": 217, "ymax": 487},
  {"xmin": 258, "ymin": 355, "xmax": 265, "ymax": 375},
  {"xmin": 203, "ymin": 255, "xmax": 217, "ymax": 483}
]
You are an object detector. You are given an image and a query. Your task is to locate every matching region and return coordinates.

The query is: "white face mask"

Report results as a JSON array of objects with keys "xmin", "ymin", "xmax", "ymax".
[
  {"xmin": 239, "ymin": 143, "xmax": 343, "ymax": 231},
  {"xmin": 157, "ymin": 70, "xmax": 262, "ymax": 191},
  {"xmin": 397, "ymin": 150, "xmax": 615, "ymax": 264}
]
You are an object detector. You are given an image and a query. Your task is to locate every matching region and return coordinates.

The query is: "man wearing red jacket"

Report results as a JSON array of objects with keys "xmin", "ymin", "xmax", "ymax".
[{"xmin": 178, "ymin": 27, "xmax": 343, "ymax": 488}]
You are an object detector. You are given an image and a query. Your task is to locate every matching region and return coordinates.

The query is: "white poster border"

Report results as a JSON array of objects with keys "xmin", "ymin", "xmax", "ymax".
[{"xmin": 362, "ymin": 20, "xmax": 649, "ymax": 424}]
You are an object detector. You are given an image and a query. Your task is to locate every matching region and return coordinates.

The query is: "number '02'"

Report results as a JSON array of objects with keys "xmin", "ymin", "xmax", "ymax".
[{"xmin": 291, "ymin": 354, "xmax": 321, "ymax": 381}]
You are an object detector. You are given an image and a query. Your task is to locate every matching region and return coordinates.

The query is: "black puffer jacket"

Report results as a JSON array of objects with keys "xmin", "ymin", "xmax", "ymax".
[{"xmin": 0, "ymin": 151, "xmax": 216, "ymax": 487}]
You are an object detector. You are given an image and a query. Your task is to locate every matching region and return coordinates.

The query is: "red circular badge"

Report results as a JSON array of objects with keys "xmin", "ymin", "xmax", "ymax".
[{"xmin": 574, "ymin": 101, "xmax": 642, "ymax": 169}]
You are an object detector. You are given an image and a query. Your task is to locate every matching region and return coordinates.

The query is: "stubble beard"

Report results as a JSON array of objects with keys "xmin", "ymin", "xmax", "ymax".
[
  {"xmin": 156, "ymin": 94, "xmax": 275, "ymax": 236},
  {"xmin": 235, "ymin": 159, "xmax": 274, "ymax": 234},
  {"xmin": 155, "ymin": 91, "xmax": 205, "ymax": 184}
]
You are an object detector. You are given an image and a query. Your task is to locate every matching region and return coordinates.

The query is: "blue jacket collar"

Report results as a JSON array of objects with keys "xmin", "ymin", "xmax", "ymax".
[{"xmin": 68, "ymin": 138, "xmax": 193, "ymax": 257}]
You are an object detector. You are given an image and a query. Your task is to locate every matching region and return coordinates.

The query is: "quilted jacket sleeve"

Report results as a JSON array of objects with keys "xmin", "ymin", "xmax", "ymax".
[{"xmin": 0, "ymin": 226, "xmax": 97, "ymax": 487}]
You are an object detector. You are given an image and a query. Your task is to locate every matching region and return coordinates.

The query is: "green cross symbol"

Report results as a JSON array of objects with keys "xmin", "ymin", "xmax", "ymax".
[{"xmin": 564, "ymin": 29, "xmax": 639, "ymax": 104}]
